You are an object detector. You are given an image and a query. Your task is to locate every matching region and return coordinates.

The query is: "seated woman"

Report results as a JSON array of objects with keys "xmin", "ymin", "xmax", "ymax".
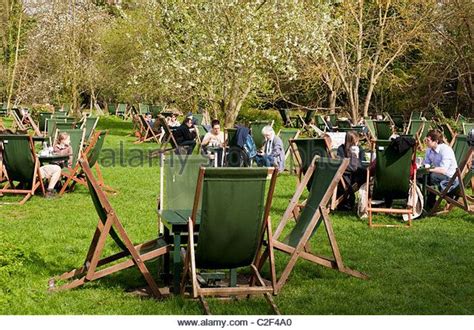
[
  {"xmin": 172, "ymin": 117, "xmax": 197, "ymax": 155},
  {"xmin": 166, "ymin": 113, "xmax": 180, "ymax": 128},
  {"xmin": 336, "ymin": 131, "xmax": 366, "ymax": 210},
  {"xmin": 201, "ymin": 119, "xmax": 225, "ymax": 165},
  {"xmin": 53, "ymin": 132, "xmax": 73, "ymax": 167}
]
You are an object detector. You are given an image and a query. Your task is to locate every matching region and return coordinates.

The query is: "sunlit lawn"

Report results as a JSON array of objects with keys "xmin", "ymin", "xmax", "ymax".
[{"xmin": 0, "ymin": 116, "xmax": 473, "ymax": 315}]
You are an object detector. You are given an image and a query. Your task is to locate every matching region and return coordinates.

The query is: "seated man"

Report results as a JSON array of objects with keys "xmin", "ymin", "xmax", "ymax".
[
  {"xmin": 255, "ymin": 126, "xmax": 285, "ymax": 172},
  {"xmin": 172, "ymin": 117, "xmax": 197, "ymax": 155},
  {"xmin": 40, "ymin": 164, "xmax": 62, "ymax": 198},
  {"xmin": 423, "ymin": 129, "xmax": 458, "ymax": 209}
]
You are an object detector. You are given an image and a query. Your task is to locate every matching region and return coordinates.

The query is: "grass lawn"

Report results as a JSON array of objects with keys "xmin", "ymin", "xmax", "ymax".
[{"xmin": 0, "ymin": 117, "xmax": 473, "ymax": 315}]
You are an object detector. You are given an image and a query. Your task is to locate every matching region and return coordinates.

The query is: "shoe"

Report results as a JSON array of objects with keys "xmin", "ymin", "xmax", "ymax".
[{"xmin": 45, "ymin": 190, "xmax": 57, "ymax": 199}]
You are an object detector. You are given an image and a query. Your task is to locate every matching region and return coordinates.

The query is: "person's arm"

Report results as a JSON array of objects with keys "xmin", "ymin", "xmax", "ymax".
[{"xmin": 201, "ymin": 133, "xmax": 211, "ymax": 146}]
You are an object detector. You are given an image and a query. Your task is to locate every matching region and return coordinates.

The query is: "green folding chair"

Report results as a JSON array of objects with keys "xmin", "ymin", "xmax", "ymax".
[
  {"xmin": 406, "ymin": 119, "xmax": 424, "ymax": 136},
  {"xmin": 290, "ymin": 138, "xmax": 331, "ymax": 184},
  {"xmin": 180, "ymin": 167, "xmax": 279, "ymax": 314},
  {"xmin": 304, "ymin": 109, "xmax": 316, "ymax": 125},
  {"xmin": 116, "ymin": 103, "xmax": 128, "ymax": 119},
  {"xmin": 366, "ymin": 139, "xmax": 417, "ymax": 227},
  {"xmin": 337, "ymin": 119, "xmax": 352, "ymax": 130},
  {"xmin": 107, "ymin": 103, "xmax": 116, "ymax": 116},
  {"xmin": 138, "ymin": 103, "xmax": 150, "ymax": 115},
  {"xmin": 374, "ymin": 120, "xmax": 393, "ymax": 140},
  {"xmin": 410, "ymin": 111, "xmax": 423, "ymax": 121},
  {"xmin": 259, "ymin": 156, "xmax": 367, "ymax": 294},
  {"xmin": 192, "ymin": 113, "xmax": 204, "ymax": 126},
  {"xmin": 277, "ymin": 128, "xmax": 300, "ymax": 163},
  {"xmin": 59, "ymin": 131, "xmax": 115, "ymax": 195},
  {"xmin": 49, "ymin": 157, "xmax": 170, "ymax": 298},
  {"xmin": 391, "ymin": 114, "xmax": 405, "ymax": 132},
  {"xmin": 249, "ymin": 120, "xmax": 274, "ymax": 149},
  {"xmin": 80, "ymin": 116, "xmax": 99, "ymax": 141},
  {"xmin": 365, "ymin": 119, "xmax": 376, "ymax": 139},
  {"xmin": 316, "ymin": 114, "xmax": 330, "ymax": 131},
  {"xmin": 150, "ymin": 104, "xmax": 163, "ymax": 118},
  {"xmin": 0, "ymin": 135, "xmax": 45, "ymax": 204},
  {"xmin": 441, "ymin": 123, "xmax": 456, "ymax": 146},
  {"xmin": 428, "ymin": 136, "xmax": 473, "ymax": 215},
  {"xmin": 135, "ymin": 115, "xmax": 162, "ymax": 144},
  {"xmin": 328, "ymin": 113, "xmax": 337, "ymax": 127},
  {"xmin": 39, "ymin": 112, "xmax": 53, "ymax": 133},
  {"xmin": 462, "ymin": 122, "xmax": 474, "ymax": 135}
]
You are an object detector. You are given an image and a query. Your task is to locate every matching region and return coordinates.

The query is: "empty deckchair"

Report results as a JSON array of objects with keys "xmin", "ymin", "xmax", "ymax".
[
  {"xmin": 374, "ymin": 120, "xmax": 393, "ymax": 140},
  {"xmin": 441, "ymin": 123, "xmax": 456, "ymax": 146},
  {"xmin": 180, "ymin": 167, "xmax": 279, "ymax": 314},
  {"xmin": 80, "ymin": 116, "xmax": 99, "ymax": 141},
  {"xmin": 138, "ymin": 103, "xmax": 150, "ymax": 115},
  {"xmin": 428, "ymin": 135, "xmax": 473, "ymax": 215},
  {"xmin": 365, "ymin": 139, "xmax": 417, "ymax": 227},
  {"xmin": 249, "ymin": 120, "xmax": 274, "ymax": 150},
  {"xmin": 192, "ymin": 113, "xmax": 204, "ymax": 126},
  {"xmin": 157, "ymin": 154, "xmax": 214, "ymax": 292},
  {"xmin": 11, "ymin": 108, "xmax": 27, "ymax": 131},
  {"xmin": 258, "ymin": 156, "xmax": 367, "ymax": 294},
  {"xmin": 463, "ymin": 122, "xmax": 474, "ymax": 135},
  {"xmin": 304, "ymin": 109, "xmax": 316, "ymax": 125},
  {"xmin": 39, "ymin": 112, "xmax": 53, "ymax": 133},
  {"xmin": 59, "ymin": 131, "xmax": 115, "ymax": 195},
  {"xmin": 409, "ymin": 111, "xmax": 423, "ymax": 121},
  {"xmin": 391, "ymin": 114, "xmax": 405, "ymax": 132},
  {"xmin": 277, "ymin": 129, "xmax": 300, "ymax": 164},
  {"xmin": 107, "ymin": 103, "xmax": 116, "ymax": 116},
  {"xmin": 154, "ymin": 115, "xmax": 181, "ymax": 154},
  {"xmin": 316, "ymin": 115, "xmax": 330, "ymax": 132},
  {"xmin": 365, "ymin": 119, "xmax": 376, "ymax": 140},
  {"xmin": 0, "ymin": 135, "xmax": 45, "ymax": 204},
  {"xmin": 290, "ymin": 138, "xmax": 331, "ymax": 185},
  {"xmin": 116, "ymin": 103, "xmax": 128, "ymax": 119},
  {"xmin": 49, "ymin": 158, "xmax": 170, "ymax": 297},
  {"xmin": 406, "ymin": 119, "xmax": 424, "ymax": 137}
]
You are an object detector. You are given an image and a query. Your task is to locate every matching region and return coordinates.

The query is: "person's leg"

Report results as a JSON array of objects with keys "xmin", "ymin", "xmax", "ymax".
[
  {"xmin": 40, "ymin": 165, "xmax": 61, "ymax": 193},
  {"xmin": 255, "ymin": 154, "xmax": 264, "ymax": 167},
  {"xmin": 426, "ymin": 173, "xmax": 450, "ymax": 209}
]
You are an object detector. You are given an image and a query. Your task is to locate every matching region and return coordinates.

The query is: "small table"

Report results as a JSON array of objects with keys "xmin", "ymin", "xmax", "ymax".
[
  {"xmin": 38, "ymin": 154, "xmax": 69, "ymax": 166},
  {"xmin": 159, "ymin": 209, "xmax": 201, "ymax": 294},
  {"xmin": 206, "ymin": 146, "xmax": 224, "ymax": 167},
  {"xmin": 417, "ymin": 167, "xmax": 431, "ymax": 212},
  {"xmin": 32, "ymin": 135, "xmax": 48, "ymax": 142}
]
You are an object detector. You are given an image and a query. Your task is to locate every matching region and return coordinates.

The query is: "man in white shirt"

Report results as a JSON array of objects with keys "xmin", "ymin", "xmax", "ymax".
[{"xmin": 423, "ymin": 129, "xmax": 457, "ymax": 208}]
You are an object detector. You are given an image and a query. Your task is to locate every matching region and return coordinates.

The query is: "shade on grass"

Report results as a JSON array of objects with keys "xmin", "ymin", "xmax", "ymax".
[{"xmin": 0, "ymin": 117, "xmax": 473, "ymax": 315}]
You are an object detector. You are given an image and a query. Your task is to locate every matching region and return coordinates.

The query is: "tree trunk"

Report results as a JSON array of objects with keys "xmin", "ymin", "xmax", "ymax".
[{"xmin": 6, "ymin": 5, "xmax": 22, "ymax": 113}]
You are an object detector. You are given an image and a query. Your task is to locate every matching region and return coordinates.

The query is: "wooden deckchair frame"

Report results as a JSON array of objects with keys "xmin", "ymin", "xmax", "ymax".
[
  {"xmin": 366, "ymin": 142, "xmax": 417, "ymax": 228},
  {"xmin": 59, "ymin": 131, "xmax": 115, "ymax": 195},
  {"xmin": 11, "ymin": 108, "xmax": 27, "ymax": 131},
  {"xmin": 258, "ymin": 157, "xmax": 367, "ymax": 294},
  {"xmin": 0, "ymin": 136, "xmax": 45, "ymax": 204},
  {"xmin": 80, "ymin": 116, "xmax": 99, "ymax": 141},
  {"xmin": 134, "ymin": 114, "xmax": 162, "ymax": 144},
  {"xmin": 49, "ymin": 158, "xmax": 170, "ymax": 298},
  {"xmin": 277, "ymin": 129, "xmax": 301, "ymax": 163},
  {"xmin": 155, "ymin": 116, "xmax": 180, "ymax": 154},
  {"xmin": 180, "ymin": 167, "xmax": 280, "ymax": 315},
  {"xmin": 428, "ymin": 146, "xmax": 473, "ymax": 215}
]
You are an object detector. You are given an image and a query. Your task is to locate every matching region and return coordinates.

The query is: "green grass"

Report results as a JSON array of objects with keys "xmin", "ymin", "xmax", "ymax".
[{"xmin": 1, "ymin": 116, "xmax": 473, "ymax": 315}]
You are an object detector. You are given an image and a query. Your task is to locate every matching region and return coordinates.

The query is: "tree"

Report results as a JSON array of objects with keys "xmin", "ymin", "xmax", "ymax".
[{"xmin": 327, "ymin": 0, "xmax": 436, "ymax": 121}]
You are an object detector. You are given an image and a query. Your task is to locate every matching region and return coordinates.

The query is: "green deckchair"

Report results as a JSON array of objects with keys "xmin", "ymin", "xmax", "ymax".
[
  {"xmin": 49, "ymin": 158, "xmax": 170, "ymax": 298},
  {"xmin": 428, "ymin": 135, "xmax": 473, "ymax": 215},
  {"xmin": 328, "ymin": 113, "xmax": 337, "ymax": 127},
  {"xmin": 365, "ymin": 119, "xmax": 376, "ymax": 139},
  {"xmin": 180, "ymin": 167, "xmax": 279, "ymax": 314},
  {"xmin": 54, "ymin": 128, "xmax": 85, "ymax": 170},
  {"xmin": 0, "ymin": 102, "xmax": 7, "ymax": 116},
  {"xmin": 419, "ymin": 120, "xmax": 432, "ymax": 140},
  {"xmin": 391, "ymin": 114, "xmax": 405, "ymax": 132},
  {"xmin": 374, "ymin": 120, "xmax": 393, "ymax": 140},
  {"xmin": 138, "ymin": 103, "xmax": 150, "ymax": 115},
  {"xmin": 39, "ymin": 112, "xmax": 53, "ymax": 133},
  {"xmin": 249, "ymin": 120, "xmax": 274, "ymax": 150},
  {"xmin": 55, "ymin": 121, "xmax": 75, "ymax": 133},
  {"xmin": 406, "ymin": 119, "xmax": 424, "ymax": 136},
  {"xmin": 134, "ymin": 115, "xmax": 162, "ymax": 144},
  {"xmin": 116, "ymin": 103, "xmax": 128, "ymax": 119},
  {"xmin": 192, "ymin": 113, "xmax": 204, "ymax": 126},
  {"xmin": 259, "ymin": 156, "xmax": 367, "ymax": 293},
  {"xmin": 410, "ymin": 111, "xmax": 423, "ymax": 121},
  {"xmin": 157, "ymin": 154, "xmax": 209, "ymax": 293},
  {"xmin": 154, "ymin": 115, "xmax": 180, "ymax": 154},
  {"xmin": 290, "ymin": 138, "xmax": 331, "ymax": 179},
  {"xmin": 462, "ymin": 122, "xmax": 474, "ymax": 135},
  {"xmin": 277, "ymin": 129, "xmax": 300, "ymax": 163},
  {"xmin": 0, "ymin": 135, "xmax": 45, "ymax": 204},
  {"xmin": 150, "ymin": 104, "xmax": 163, "ymax": 117},
  {"xmin": 441, "ymin": 123, "xmax": 456, "ymax": 146},
  {"xmin": 80, "ymin": 116, "xmax": 99, "ymax": 141},
  {"xmin": 304, "ymin": 109, "xmax": 316, "ymax": 125},
  {"xmin": 316, "ymin": 115, "xmax": 330, "ymax": 131},
  {"xmin": 107, "ymin": 103, "xmax": 116, "ymax": 116},
  {"xmin": 59, "ymin": 131, "xmax": 115, "ymax": 195},
  {"xmin": 278, "ymin": 109, "xmax": 297, "ymax": 128},
  {"xmin": 337, "ymin": 119, "xmax": 352, "ymax": 130},
  {"xmin": 366, "ymin": 139, "xmax": 417, "ymax": 227}
]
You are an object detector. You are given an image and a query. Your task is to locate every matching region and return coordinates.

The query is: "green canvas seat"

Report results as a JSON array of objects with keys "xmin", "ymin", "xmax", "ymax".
[
  {"xmin": 259, "ymin": 156, "xmax": 367, "ymax": 293},
  {"xmin": 391, "ymin": 114, "xmax": 405, "ymax": 132},
  {"xmin": 154, "ymin": 115, "xmax": 181, "ymax": 154},
  {"xmin": 116, "ymin": 103, "xmax": 128, "ymax": 119},
  {"xmin": 134, "ymin": 114, "xmax": 161, "ymax": 144},
  {"xmin": 365, "ymin": 119, "xmax": 376, "ymax": 139},
  {"xmin": 192, "ymin": 113, "xmax": 204, "ymax": 126},
  {"xmin": 304, "ymin": 109, "xmax": 316, "ymax": 125},
  {"xmin": 374, "ymin": 120, "xmax": 393, "ymax": 140},
  {"xmin": 138, "ymin": 103, "xmax": 150, "ymax": 115},
  {"xmin": 316, "ymin": 115, "xmax": 330, "ymax": 131},
  {"xmin": 366, "ymin": 139, "xmax": 416, "ymax": 227},
  {"xmin": 441, "ymin": 123, "xmax": 456, "ymax": 146},
  {"xmin": 59, "ymin": 131, "xmax": 114, "ymax": 195},
  {"xmin": 0, "ymin": 102, "xmax": 7, "ymax": 116},
  {"xmin": 150, "ymin": 104, "xmax": 163, "ymax": 117},
  {"xmin": 290, "ymin": 138, "xmax": 331, "ymax": 179},
  {"xmin": 462, "ymin": 122, "xmax": 474, "ymax": 135},
  {"xmin": 428, "ymin": 135, "xmax": 473, "ymax": 215},
  {"xmin": 327, "ymin": 113, "xmax": 337, "ymax": 127},
  {"xmin": 80, "ymin": 116, "xmax": 99, "ymax": 141},
  {"xmin": 249, "ymin": 120, "xmax": 274, "ymax": 149},
  {"xmin": 410, "ymin": 111, "xmax": 423, "ymax": 121},
  {"xmin": 49, "ymin": 158, "xmax": 170, "ymax": 298},
  {"xmin": 0, "ymin": 135, "xmax": 45, "ymax": 204},
  {"xmin": 39, "ymin": 112, "xmax": 53, "ymax": 133},
  {"xmin": 406, "ymin": 119, "xmax": 425, "ymax": 136},
  {"xmin": 337, "ymin": 119, "xmax": 352, "ymax": 129},
  {"xmin": 181, "ymin": 167, "xmax": 279, "ymax": 314},
  {"xmin": 107, "ymin": 103, "xmax": 116, "ymax": 116},
  {"xmin": 277, "ymin": 129, "xmax": 300, "ymax": 165}
]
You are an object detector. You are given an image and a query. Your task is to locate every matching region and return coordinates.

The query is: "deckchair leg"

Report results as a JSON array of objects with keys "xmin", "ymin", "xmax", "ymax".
[{"xmin": 199, "ymin": 295, "xmax": 211, "ymax": 315}]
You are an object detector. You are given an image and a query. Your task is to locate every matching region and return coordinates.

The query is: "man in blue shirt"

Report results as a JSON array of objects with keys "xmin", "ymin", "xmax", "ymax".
[{"xmin": 423, "ymin": 129, "xmax": 457, "ymax": 208}]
